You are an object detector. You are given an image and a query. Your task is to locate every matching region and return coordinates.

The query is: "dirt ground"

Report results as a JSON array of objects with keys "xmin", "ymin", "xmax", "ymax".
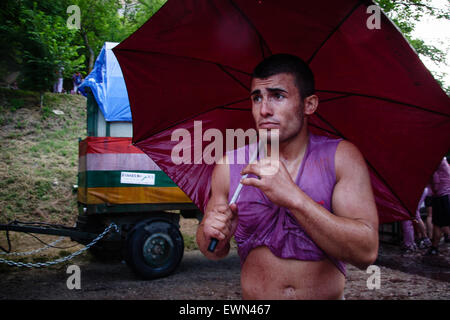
[{"xmin": 0, "ymin": 217, "xmax": 449, "ymax": 300}]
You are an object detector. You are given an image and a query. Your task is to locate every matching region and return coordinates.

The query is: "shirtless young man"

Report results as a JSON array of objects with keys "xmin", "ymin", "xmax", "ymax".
[{"xmin": 196, "ymin": 54, "xmax": 379, "ymax": 300}]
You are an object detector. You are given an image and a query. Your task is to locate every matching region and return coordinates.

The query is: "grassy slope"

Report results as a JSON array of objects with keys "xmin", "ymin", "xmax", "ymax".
[
  {"xmin": 0, "ymin": 88, "xmax": 86, "ymax": 225},
  {"xmin": 0, "ymin": 88, "xmax": 199, "ymax": 256}
]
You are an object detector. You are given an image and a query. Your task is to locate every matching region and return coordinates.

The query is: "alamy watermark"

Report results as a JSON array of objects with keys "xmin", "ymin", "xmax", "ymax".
[
  {"xmin": 170, "ymin": 121, "xmax": 280, "ymax": 175},
  {"xmin": 66, "ymin": 264, "xmax": 81, "ymax": 290},
  {"xmin": 366, "ymin": 265, "xmax": 381, "ymax": 290},
  {"xmin": 366, "ymin": 5, "xmax": 381, "ymax": 30},
  {"xmin": 67, "ymin": 5, "xmax": 81, "ymax": 30}
]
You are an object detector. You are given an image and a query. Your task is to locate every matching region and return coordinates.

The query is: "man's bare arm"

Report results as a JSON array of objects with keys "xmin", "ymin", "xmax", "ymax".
[
  {"xmin": 288, "ymin": 141, "xmax": 379, "ymax": 269},
  {"xmin": 196, "ymin": 157, "xmax": 236, "ymax": 260}
]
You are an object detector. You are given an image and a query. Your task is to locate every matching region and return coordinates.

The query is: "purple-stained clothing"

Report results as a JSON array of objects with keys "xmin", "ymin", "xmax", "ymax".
[
  {"xmin": 227, "ymin": 133, "xmax": 346, "ymax": 276},
  {"xmin": 401, "ymin": 220, "xmax": 415, "ymax": 248},
  {"xmin": 415, "ymin": 186, "xmax": 432, "ymax": 219},
  {"xmin": 403, "ymin": 186, "xmax": 432, "ymax": 248},
  {"xmin": 431, "ymin": 158, "xmax": 450, "ymax": 197}
]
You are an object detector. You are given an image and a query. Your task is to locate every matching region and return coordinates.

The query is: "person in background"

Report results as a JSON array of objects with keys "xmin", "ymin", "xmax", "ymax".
[
  {"xmin": 414, "ymin": 186, "xmax": 432, "ymax": 249},
  {"xmin": 53, "ymin": 67, "xmax": 64, "ymax": 93},
  {"xmin": 426, "ymin": 157, "xmax": 450, "ymax": 255},
  {"xmin": 72, "ymin": 72, "xmax": 83, "ymax": 94},
  {"xmin": 401, "ymin": 185, "xmax": 432, "ymax": 253},
  {"xmin": 401, "ymin": 220, "xmax": 417, "ymax": 253},
  {"xmin": 425, "ymin": 193, "xmax": 433, "ymax": 239}
]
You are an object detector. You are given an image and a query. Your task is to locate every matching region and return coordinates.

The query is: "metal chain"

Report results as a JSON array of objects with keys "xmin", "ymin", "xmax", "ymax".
[
  {"xmin": 0, "ymin": 223, "xmax": 119, "ymax": 268},
  {"xmin": 0, "ymin": 237, "xmax": 65, "ymax": 256}
]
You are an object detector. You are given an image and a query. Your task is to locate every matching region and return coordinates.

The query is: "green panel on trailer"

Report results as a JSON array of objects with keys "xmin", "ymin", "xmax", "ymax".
[
  {"xmin": 78, "ymin": 170, "xmax": 178, "ymax": 188},
  {"xmin": 86, "ymin": 88, "xmax": 98, "ymax": 137}
]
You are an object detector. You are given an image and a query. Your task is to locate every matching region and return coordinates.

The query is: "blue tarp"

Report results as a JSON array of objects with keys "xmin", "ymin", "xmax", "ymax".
[{"xmin": 79, "ymin": 42, "xmax": 132, "ymax": 122}]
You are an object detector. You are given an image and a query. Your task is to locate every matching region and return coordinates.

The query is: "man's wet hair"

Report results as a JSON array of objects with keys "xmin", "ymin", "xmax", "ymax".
[{"xmin": 252, "ymin": 54, "xmax": 315, "ymax": 99}]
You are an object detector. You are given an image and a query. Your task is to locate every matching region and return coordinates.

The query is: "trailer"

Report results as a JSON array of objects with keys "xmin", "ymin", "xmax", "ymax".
[{"xmin": 0, "ymin": 42, "xmax": 202, "ymax": 279}]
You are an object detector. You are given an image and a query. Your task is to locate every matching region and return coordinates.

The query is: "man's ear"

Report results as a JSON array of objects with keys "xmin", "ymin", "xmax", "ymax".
[{"xmin": 303, "ymin": 95, "xmax": 319, "ymax": 115}]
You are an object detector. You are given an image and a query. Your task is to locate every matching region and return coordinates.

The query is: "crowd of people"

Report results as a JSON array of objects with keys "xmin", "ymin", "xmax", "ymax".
[{"xmin": 402, "ymin": 157, "xmax": 450, "ymax": 256}]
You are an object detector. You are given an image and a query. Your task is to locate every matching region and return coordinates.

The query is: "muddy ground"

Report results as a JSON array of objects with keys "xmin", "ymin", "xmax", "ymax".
[{"xmin": 0, "ymin": 218, "xmax": 449, "ymax": 300}]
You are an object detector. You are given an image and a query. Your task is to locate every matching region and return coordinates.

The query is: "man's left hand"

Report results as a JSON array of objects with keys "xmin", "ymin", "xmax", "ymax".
[{"xmin": 240, "ymin": 158, "xmax": 300, "ymax": 208}]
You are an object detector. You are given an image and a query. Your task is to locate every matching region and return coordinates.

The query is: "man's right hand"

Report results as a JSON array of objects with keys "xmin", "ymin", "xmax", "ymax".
[
  {"xmin": 196, "ymin": 155, "xmax": 234, "ymax": 259},
  {"xmin": 201, "ymin": 203, "xmax": 238, "ymax": 253}
]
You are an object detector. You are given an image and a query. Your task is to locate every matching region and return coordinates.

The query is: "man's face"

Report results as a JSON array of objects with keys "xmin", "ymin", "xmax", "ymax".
[{"xmin": 250, "ymin": 73, "xmax": 304, "ymax": 143}]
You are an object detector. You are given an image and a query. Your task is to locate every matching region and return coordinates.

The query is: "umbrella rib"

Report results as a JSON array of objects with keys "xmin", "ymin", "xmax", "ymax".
[
  {"xmin": 219, "ymin": 107, "xmax": 250, "ymax": 112},
  {"xmin": 134, "ymin": 98, "xmax": 251, "ymax": 143},
  {"xmin": 115, "ymin": 48, "xmax": 252, "ymax": 76},
  {"xmin": 228, "ymin": 0, "xmax": 272, "ymax": 59},
  {"xmin": 216, "ymin": 64, "xmax": 250, "ymax": 91},
  {"xmin": 313, "ymin": 111, "xmax": 414, "ymax": 219},
  {"xmin": 309, "ymin": 123, "xmax": 341, "ymax": 137},
  {"xmin": 307, "ymin": 1, "xmax": 363, "ymax": 64},
  {"xmin": 319, "ymin": 94, "xmax": 353, "ymax": 104},
  {"xmin": 316, "ymin": 89, "xmax": 450, "ymax": 117}
]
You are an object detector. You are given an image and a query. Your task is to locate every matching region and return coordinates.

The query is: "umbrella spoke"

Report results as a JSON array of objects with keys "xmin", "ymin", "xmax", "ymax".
[
  {"xmin": 217, "ymin": 64, "xmax": 251, "ymax": 91},
  {"xmin": 229, "ymin": 0, "xmax": 272, "ymax": 59},
  {"xmin": 308, "ymin": 123, "xmax": 341, "ymax": 137},
  {"xmin": 316, "ymin": 89, "xmax": 450, "ymax": 118},
  {"xmin": 319, "ymin": 94, "xmax": 353, "ymax": 104},
  {"xmin": 115, "ymin": 48, "xmax": 253, "ymax": 77},
  {"xmin": 307, "ymin": 2, "xmax": 363, "ymax": 64},
  {"xmin": 135, "ymin": 98, "xmax": 251, "ymax": 140}
]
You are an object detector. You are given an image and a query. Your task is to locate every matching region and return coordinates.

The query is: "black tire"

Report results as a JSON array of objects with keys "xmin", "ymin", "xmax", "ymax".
[{"xmin": 125, "ymin": 220, "xmax": 184, "ymax": 280}]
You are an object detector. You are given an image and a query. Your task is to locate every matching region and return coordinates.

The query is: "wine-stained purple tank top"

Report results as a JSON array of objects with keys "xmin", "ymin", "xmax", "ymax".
[{"xmin": 227, "ymin": 133, "xmax": 346, "ymax": 276}]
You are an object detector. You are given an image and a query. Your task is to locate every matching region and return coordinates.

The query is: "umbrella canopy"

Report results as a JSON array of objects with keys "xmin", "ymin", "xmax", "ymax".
[{"xmin": 114, "ymin": 0, "xmax": 450, "ymax": 224}]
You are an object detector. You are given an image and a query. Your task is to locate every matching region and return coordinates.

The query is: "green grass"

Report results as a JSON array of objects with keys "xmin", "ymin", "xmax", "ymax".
[
  {"xmin": 0, "ymin": 88, "xmax": 87, "ymax": 225},
  {"xmin": 182, "ymin": 233, "xmax": 198, "ymax": 251}
]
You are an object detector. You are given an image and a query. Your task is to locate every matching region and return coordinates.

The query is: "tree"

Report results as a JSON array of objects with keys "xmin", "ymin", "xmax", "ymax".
[
  {"xmin": 20, "ymin": 8, "xmax": 85, "ymax": 83},
  {"xmin": 128, "ymin": 0, "xmax": 166, "ymax": 30},
  {"xmin": 0, "ymin": 0, "xmax": 85, "ymax": 104},
  {"xmin": 70, "ymin": 0, "xmax": 127, "ymax": 71},
  {"xmin": 72, "ymin": 0, "xmax": 165, "ymax": 71},
  {"xmin": 0, "ymin": 0, "xmax": 165, "ymax": 92},
  {"xmin": 114, "ymin": 0, "xmax": 167, "ymax": 45}
]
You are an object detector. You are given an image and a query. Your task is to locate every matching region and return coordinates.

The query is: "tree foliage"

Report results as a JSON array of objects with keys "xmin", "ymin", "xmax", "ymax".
[
  {"xmin": 0, "ymin": 0, "xmax": 166, "ymax": 93},
  {"xmin": 1, "ymin": 0, "xmax": 85, "ymax": 93},
  {"xmin": 71, "ymin": 0, "xmax": 124, "ymax": 71},
  {"xmin": 20, "ymin": 6, "xmax": 85, "ymax": 91},
  {"xmin": 69, "ymin": 0, "xmax": 165, "ymax": 71}
]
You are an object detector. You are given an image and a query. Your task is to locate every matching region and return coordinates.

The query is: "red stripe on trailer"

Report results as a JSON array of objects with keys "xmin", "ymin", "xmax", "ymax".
[{"xmin": 79, "ymin": 137, "xmax": 145, "ymax": 156}]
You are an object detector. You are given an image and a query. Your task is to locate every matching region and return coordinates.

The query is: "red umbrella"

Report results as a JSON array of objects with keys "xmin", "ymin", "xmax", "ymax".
[{"xmin": 114, "ymin": 0, "xmax": 450, "ymax": 224}]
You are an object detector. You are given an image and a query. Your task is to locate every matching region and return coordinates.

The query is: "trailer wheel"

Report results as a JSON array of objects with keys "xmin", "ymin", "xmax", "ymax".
[{"xmin": 125, "ymin": 220, "xmax": 184, "ymax": 280}]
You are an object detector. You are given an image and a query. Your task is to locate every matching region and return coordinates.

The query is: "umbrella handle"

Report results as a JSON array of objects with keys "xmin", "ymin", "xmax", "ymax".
[
  {"xmin": 207, "ymin": 179, "xmax": 246, "ymax": 253},
  {"xmin": 207, "ymin": 141, "xmax": 262, "ymax": 253},
  {"xmin": 207, "ymin": 238, "xmax": 219, "ymax": 252}
]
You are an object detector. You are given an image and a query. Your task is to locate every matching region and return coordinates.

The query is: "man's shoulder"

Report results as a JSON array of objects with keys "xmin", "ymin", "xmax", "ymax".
[
  {"xmin": 308, "ymin": 133, "xmax": 343, "ymax": 165},
  {"xmin": 335, "ymin": 140, "xmax": 364, "ymax": 163},
  {"xmin": 334, "ymin": 140, "xmax": 368, "ymax": 180},
  {"xmin": 309, "ymin": 133, "xmax": 342, "ymax": 150}
]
